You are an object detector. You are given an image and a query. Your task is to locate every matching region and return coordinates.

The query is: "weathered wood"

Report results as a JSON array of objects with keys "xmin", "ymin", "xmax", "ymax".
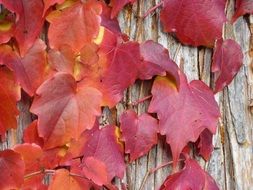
[{"xmin": 0, "ymin": 0, "xmax": 252, "ymax": 190}]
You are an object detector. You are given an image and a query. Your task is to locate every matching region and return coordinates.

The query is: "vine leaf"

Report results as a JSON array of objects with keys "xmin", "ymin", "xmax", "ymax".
[
  {"xmin": 197, "ymin": 129, "xmax": 214, "ymax": 161},
  {"xmin": 43, "ymin": 0, "xmax": 65, "ymax": 16},
  {"xmin": 110, "ymin": 0, "xmax": 136, "ymax": 18},
  {"xmin": 48, "ymin": 169, "xmax": 92, "ymax": 190},
  {"xmin": 148, "ymin": 71, "xmax": 220, "ymax": 166},
  {"xmin": 30, "ymin": 73, "xmax": 102, "ymax": 149},
  {"xmin": 212, "ymin": 39, "xmax": 243, "ymax": 93},
  {"xmin": 23, "ymin": 120, "xmax": 44, "ymax": 147},
  {"xmin": 0, "ymin": 149, "xmax": 25, "ymax": 190},
  {"xmin": 47, "ymin": 0, "xmax": 102, "ymax": 52},
  {"xmin": 160, "ymin": 0, "xmax": 226, "ymax": 47},
  {"xmin": 0, "ymin": 39, "xmax": 49, "ymax": 96},
  {"xmin": 13, "ymin": 143, "xmax": 45, "ymax": 189},
  {"xmin": 160, "ymin": 158, "xmax": 219, "ymax": 190},
  {"xmin": 232, "ymin": 0, "xmax": 253, "ymax": 22},
  {"xmin": 120, "ymin": 110, "xmax": 158, "ymax": 161},
  {"xmin": 0, "ymin": 0, "xmax": 45, "ymax": 56},
  {"xmin": 63, "ymin": 122, "xmax": 125, "ymax": 186},
  {"xmin": 0, "ymin": 67, "xmax": 20, "ymax": 137}
]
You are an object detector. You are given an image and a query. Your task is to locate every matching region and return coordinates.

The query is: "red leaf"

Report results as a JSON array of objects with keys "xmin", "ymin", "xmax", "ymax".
[
  {"xmin": 47, "ymin": 1, "xmax": 102, "ymax": 52},
  {"xmin": 0, "ymin": 67, "xmax": 20, "ymax": 137},
  {"xmin": 0, "ymin": 39, "xmax": 50, "ymax": 96},
  {"xmin": 0, "ymin": 149, "xmax": 25, "ymax": 190},
  {"xmin": 0, "ymin": 11, "xmax": 15, "ymax": 44},
  {"xmin": 30, "ymin": 73, "xmax": 102, "ymax": 149},
  {"xmin": 23, "ymin": 120, "xmax": 44, "ymax": 147},
  {"xmin": 197, "ymin": 129, "xmax": 214, "ymax": 161},
  {"xmin": 232, "ymin": 0, "xmax": 253, "ymax": 22},
  {"xmin": 48, "ymin": 169, "xmax": 92, "ymax": 190},
  {"xmin": 212, "ymin": 39, "xmax": 243, "ymax": 93},
  {"xmin": 0, "ymin": 0, "xmax": 45, "ymax": 56},
  {"xmin": 160, "ymin": 0, "xmax": 226, "ymax": 47},
  {"xmin": 110, "ymin": 0, "xmax": 136, "ymax": 18},
  {"xmin": 148, "ymin": 71, "xmax": 220, "ymax": 165},
  {"xmin": 120, "ymin": 110, "xmax": 158, "ymax": 161},
  {"xmin": 139, "ymin": 40, "xmax": 179, "ymax": 83},
  {"xmin": 43, "ymin": 0, "xmax": 65, "ymax": 16},
  {"xmin": 13, "ymin": 143, "xmax": 45, "ymax": 189},
  {"xmin": 160, "ymin": 159, "xmax": 219, "ymax": 190},
  {"xmin": 63, "ymin": 123, "xmax": 125, "ymax": 186}
]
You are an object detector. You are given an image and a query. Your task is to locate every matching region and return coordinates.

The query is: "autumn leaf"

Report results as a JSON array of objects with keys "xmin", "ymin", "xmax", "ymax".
[
  {"xmin": 110, "ymin": 0, "xmax": 136, "ymax": 18},
  {"xmin": 49, "ymin": 169, "xmax": 92, "ymax": 190},
  {"xmin": 232, "ymin": 0, "xmax": 253, "ymax": 22},
  {"xmin": 0, "ymin": 0, "xmax": 45, "ymax": 56},
  {"xmin": 23, "ymin": 120, "xmax": 44, "ymax": 147},
  {"xmin": 197, "ymin": 129, "xmax": 214, "ymax": 161},
  {"xmin": 160, "ymin": 158, "xmax": 219, "ymax": 190},
  {"xmin": 212, "ymin": 39, "xmax": 243, "ymax": 93},
  {"xmin": 43, "ymin": 0, "xmax": 65, "ymax": 16},
  {"xmin": 160, "ymin": 0, "xmax": 226, "ymax": 47},
  {"xmin": 0, "ymin": 67, "xmax": 20, "ymax": 137},
  {"xmin": 47, "ymin": 0, "xmax": 102, "ymax": 52},
  {"xmin": 0, "ymin": 10, "xmax": 15, "ymax": 44},
  {"xmin": 0, "ymin": 39, "xmax": 49, "ymax": 96},
  {"xmin": 30, "ymin": 73, "xmax": 102, "ymax": 149},
  {"xmin": 63, "ymin": 122, "xmax": 125, "ymax": 186},
  {"xmin": 120, "ymin": 110, "xmax": 158, "ymax": 161},
  {"xmin": 148, "ymin": 71, "xmax": 220, "ymax": 165},
  {"xmin": 0, "ymin": 149, "xmax": 25, "ymax": 190}
]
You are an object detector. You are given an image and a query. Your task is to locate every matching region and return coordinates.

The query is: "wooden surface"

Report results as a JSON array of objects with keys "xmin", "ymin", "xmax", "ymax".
[{"xmin": 0, "ymin": 1, "xmax": 252, "ymax": 190}]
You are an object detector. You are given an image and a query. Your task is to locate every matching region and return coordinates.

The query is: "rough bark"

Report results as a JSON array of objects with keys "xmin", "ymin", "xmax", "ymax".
[{"xmin": 0, "ymin": 0, "xmax": 252, "ymax": 190}]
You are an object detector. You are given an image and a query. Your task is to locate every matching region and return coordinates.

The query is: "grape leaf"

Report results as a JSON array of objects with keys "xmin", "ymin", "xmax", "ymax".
[
  {"xmin": 0, "ymin": 149, "xmax": 25, "ymax": 190},
  {"xmin": 110, "ymin": 0, "xmax": 136, "ymax": 18},
  {"xmin": 0, "ymin": 67, "xmax": 20, "ymax": 137},
  {"xmin": 197, "ymin": 129, "xmax": 214, "ymax": 161},
  {"xmin": 0, "ymin": 0, "xmax": 45, "ymax": 56},
  {"xmin": 0, "ymin": 39, "xmax": 49, "ymax": 96},
  {"xmin": 148, "ymin": 71, "xmax": 220, "ymax": 165},
  {"xmin": 63, "ymin": 122, "xmax": 125, "ymax": 186},
  {"xmin": 30, "ymin": 73, "xmax": 102, "ymax": 149},
  {"xmin": 49, "ymin": 169, "xmax": 92, "ymax": 190},
  {"xmin": 212, "ymin": 39, "xmax": 243, "ymax": 93},
  {"xmin": 160, "ymin": 158, "xmax": 219, "ymax": 190},
  {"xmin": 120, "ymin": 110, "xmax": 158, "ymax": 161},
  {"xmin": 160, "ymin": 0, "xmax": 226, "ymax": 47},
  {"xmin": 232, "ymin": 0, "xmax": 253, "ymax": 22},
  {"xmin": 47, "ymin": 0, "xmax": 102, "ymax": 52}
]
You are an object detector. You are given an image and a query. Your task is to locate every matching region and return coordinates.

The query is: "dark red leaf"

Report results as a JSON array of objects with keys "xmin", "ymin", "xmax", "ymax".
[
  {"xmin": 30, "ymin": 73, "xmax": 102, "ymax": 149},
  {"xmin": 160, "ymin": 0, "xmax": 226, "ymax": 47},
  {"xmin": 0, "ymin": 149, "xmax": 25, "ymax": 190},
  {"xmin": 120, "ymin": 110, "xmax": 158, "ymax": 161},
  {"xmin": 160, "ymin": 159, "xmax": 219, "ymax": 190},
  {"xmin": 23, "ymin": 120, "xmax": 44, "ymax": 147},
  {"xmin": 148, "ymin": 71, "xmax": 220, "ymax": 165},
  {"xmin": 197, "ymin": 129, "xmax": 214, "ymax": 161},
  {"xmin": 212, "ymin": 39, "xmax": 243, "ymax": 93},
  {"xmin": 232, "ymin": 0, "xmax": 253, "ymax": 22},
  {"xmin": 0, "ymin": 0, "xmax": 45, "ymax": 56}
]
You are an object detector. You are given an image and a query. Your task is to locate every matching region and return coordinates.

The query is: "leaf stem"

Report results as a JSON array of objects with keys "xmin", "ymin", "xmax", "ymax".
[
  {"xmin": 142, "ymin": 1, "xmax": 164, "ymax": 18},
  {"xmin": 24, "ymin": 169, "xmax": 55, "ymax": 179},
  {"xmin": 129, "ymin": 95, "xmax": 152, "ymax": 106}
]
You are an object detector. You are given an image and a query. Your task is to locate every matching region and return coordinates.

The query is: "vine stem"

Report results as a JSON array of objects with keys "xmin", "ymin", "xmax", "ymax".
[
  {"xmin": 129, "ymin": 95, "xmax": 152, "ymax": 106},
  {"xmin": 142, "ymin": 1, "xmax": 164, "ymax": 18},
  {"xmin": 139, "ymin": 159, "xmax": 184, "ymax": 190}
]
